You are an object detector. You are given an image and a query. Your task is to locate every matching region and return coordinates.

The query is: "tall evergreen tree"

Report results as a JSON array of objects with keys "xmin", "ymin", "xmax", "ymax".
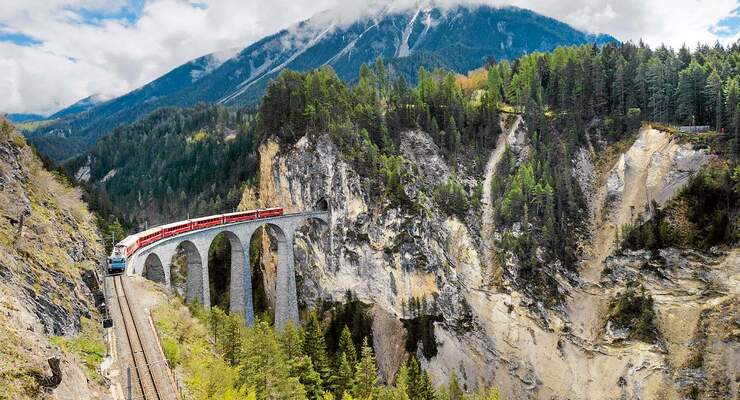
[
  {"xmin": 334, "ymin": 353, "xmax": 355, "ymax": 397},
  {"xmin": 240, "ymin": 321, "xmax": 306, "ymax": 400},
  {"xmin": 303, "ymin": 311, "xmax": 334, "ymax": 390},
  {"xmin": 704, "ymin": 70, "xmax": 724, "ymax": 130},
  {"xmin": 336, "ymin": 325, "xmax": 357, "ymax": 366},
  {"xmin": 353, "ymin": 338, "xmax": 379, "ymax": 400},
  {"xmin": 406, "ymin": 357, "xmax": 435, "ymax": 400}
]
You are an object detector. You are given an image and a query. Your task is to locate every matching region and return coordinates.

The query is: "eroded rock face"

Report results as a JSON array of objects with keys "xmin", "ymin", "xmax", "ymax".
[
  {"xmin": 255, "ymin": 123, "xmax": 736, "ymax": 399},
  {"xmin": 0, "ymin": 120, "xmax": 108, "ymax": 399}
]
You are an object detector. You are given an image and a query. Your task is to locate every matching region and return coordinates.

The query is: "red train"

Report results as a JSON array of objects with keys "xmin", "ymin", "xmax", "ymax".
[{"xmin": 110, "ymin": 208, "xmax": 283, "ymax": 272}]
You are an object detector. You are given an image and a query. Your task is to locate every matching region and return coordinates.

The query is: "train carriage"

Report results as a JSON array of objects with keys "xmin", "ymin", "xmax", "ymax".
[
  {"xmin": 223, "ymin": 210, "xmax": 258, "ymax": 224},
  {"xmin": 191, "ymin": 215, "xmax": 224, "ymax": 230},
  {"xmin": 161, "ymin": 220, "xmax": 193, "ymax": 238},
  {"xmin": 257, "ymin": 207, "xmax": 284, "ymax": 218},
  {"xmin": 137, "ymin": 227, "xmax": 163, "ymax": 248}
]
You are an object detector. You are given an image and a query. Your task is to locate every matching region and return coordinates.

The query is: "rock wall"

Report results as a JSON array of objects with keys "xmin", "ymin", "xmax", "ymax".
[
  {"xmin": 253, "ymin": 121, "xmax": 736, "ymax": 399},
  {"xmin": 0, "ymin": 119, "xmax": 108, "ymax": 399}
]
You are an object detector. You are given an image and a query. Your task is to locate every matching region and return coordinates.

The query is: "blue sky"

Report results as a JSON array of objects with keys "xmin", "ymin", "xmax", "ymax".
[
  {"xmin": 710, "ymin": 6, "xmax": 740, "ymax": 36},
  {"xmin": 65, "ymin": 0, "xmax": 146, "ymax": 25},
  {"xmin": 1, "ymin": 0, "xmax": 738, "ymax": 115}
]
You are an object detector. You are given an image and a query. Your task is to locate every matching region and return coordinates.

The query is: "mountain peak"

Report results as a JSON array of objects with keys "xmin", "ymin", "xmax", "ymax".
[{"xmin": 28, "ymin": 4, "xmax": 616, "ymax": 162}]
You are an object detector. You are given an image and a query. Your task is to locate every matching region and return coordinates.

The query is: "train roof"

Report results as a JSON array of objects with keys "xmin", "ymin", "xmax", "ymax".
[
  {"xmin": 117, "ymin": 235, "xmax": 138, "ymax": 247},
  {"xmin": 262, "ymin": 207, "xmax": 283, "ymax": 211},
  {"xmin": 191, "ymin": 214, "xmax": 223, "ymax": 222},
  {"xmin": 223, "ymin": 210, "xmax": 257, "ymax": 217},
  {"xmin": 160, "ymin": 220, "xmax": 192, "ymax": 229},
  {"xmin": 139, "ymin": 227, "xmax": 163, "ymax": 237}
]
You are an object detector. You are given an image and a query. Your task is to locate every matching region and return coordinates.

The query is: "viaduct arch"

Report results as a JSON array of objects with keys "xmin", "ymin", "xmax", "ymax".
[{"xmin": 127, "ymin": 211, "xmax": 328, "ymax": 330}]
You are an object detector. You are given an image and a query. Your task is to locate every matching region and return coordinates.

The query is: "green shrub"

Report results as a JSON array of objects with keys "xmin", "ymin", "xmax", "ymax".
[
  {"xmin": 434, "ymin": 178, "xmax": 468, "ymax": 218},
  {"xmin": 162, "ymin": 337, "xmax": 182, "ymax": 368},
  {"xmin": 605, "ymin": 285, "xmax": 658, "ymax": 343}
]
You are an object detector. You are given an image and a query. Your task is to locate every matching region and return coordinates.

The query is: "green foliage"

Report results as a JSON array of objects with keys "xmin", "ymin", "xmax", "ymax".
[
  {"xmin": 103, "ymin": 218, "xmax": 125, "ymax": 253},
  {"xmin": 240, "ymin": 321, "xmax": 306, "ymax": 399},
  {"xmin": 153, "ymin": 299, "xmax": 245, "ymax": 400},
  {"xmin": 334, "ymin": 353, "xmax": 355, "ymax": 398},
  {"xmin": 606, "ymin": 285, "xmax": 658, "ymax": 343},
  {"xmin": 621, "ymin": 162, "xmax": 739, "ymax": 251},
  {"xmin": 353, "ymin": 337, "xmax": 379, "ymax": 399},
  {"xmin": 323, "ymin": 292, "xmax": 374, "ymax": 361},
  {"xmin": 162, "ymin": 337, "xmax": 182, "ymax": 367},
  {"xmin": 434, "ymin": 178, "xmax": 469, "ymax": 218},
  {"xmin": 303, "ymin": 311, "xmax": 334, "ymax": 391},
  {"xmin": 406, "ymin": 357, "xmax": 436, "ymax": 400},
  {"xmin": 337, "ymin": 326, "xmax": 358, "ymax": 366},
  {"xmin": 66, "ymin": 104, "xmax": 257, "ymax": 226}
]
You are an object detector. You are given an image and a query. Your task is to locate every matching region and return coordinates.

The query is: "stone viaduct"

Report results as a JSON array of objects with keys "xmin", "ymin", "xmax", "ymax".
[{"xmin": 126, "ymin": 211, "xmax": 328, "ymax": 330}]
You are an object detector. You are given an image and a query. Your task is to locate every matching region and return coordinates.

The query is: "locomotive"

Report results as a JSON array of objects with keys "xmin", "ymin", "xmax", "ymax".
[{"xmin": 106, "ymin": 207, "xmax": 284, "ymax": 274}]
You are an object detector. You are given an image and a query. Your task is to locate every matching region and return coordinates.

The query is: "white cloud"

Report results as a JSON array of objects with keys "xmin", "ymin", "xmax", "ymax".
[{"xmin": 1, "ymin": 0, "xmax": 737, "ymax": 115}]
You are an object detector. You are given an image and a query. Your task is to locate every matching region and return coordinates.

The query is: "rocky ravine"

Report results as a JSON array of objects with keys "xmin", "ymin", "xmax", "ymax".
[
  {"xmin": 0, "ymin": 119, "xmax": 109, "ymax": 400},
  {"xmin": 249, "ymin": 121, "xmax": 736, "ymax": 399}
]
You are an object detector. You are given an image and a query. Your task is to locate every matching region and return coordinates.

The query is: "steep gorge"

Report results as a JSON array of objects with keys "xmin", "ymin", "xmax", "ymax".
[{"xmin": 249, "ymin": 117, "xmax": 736, "ymax": 399}]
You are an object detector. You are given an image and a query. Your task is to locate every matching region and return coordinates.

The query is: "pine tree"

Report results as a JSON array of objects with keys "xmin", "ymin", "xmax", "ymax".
[
  {"xmin": 280, "ymin": 321, "xmax": 304, "ymax": 361},
  {"xmin": 336, "ymin": 325, "xmax": 357, "ymax": 366},
  {"xmin": 406, "ymin": 357, "xmax": 435, "ymax": 400},
  {"xmin": 704, "ymin": 70, "xmax": 723, "ymax": 130},
  {"xmin": 289, "ymin": 356, "xmax": 325, "ymax": 400},
  {"xmin": 447, "ymin": 371, "xmax": 463, "ymax": 400},
  {"xmin": 239, "ymin": 321, "xmax": 306, "ymax": 400},
  {"xmin": 725, "ymin": 78, "xmax": 739, "ymax": 132},
  {"xmin": 220, "ymin": 312, "xmax": 245, "ymax": 366},
  {"xmin": 391, "ymin": 364, "xmax": 411, "ymax": 400},
  {"xmin": 353, "ymin": 338, "xmax": 379, "ymax": 399},
  {"xmin": 334, "ymin": 352, "xmax": 355, "ymax": 397},
  {"xmin": 303, "ymin": 311, "xmax": 333, "ymax": 390}
]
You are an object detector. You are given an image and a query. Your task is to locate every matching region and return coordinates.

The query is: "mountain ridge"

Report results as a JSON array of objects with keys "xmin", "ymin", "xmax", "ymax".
[{"xmin": 26, "ymin": 4, "xmax": 616, "ymax": 162}]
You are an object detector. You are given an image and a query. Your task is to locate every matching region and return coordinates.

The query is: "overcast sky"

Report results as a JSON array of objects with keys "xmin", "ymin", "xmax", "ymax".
[{"xmin": 1, "ymin": 0, "xmax": 738, "ymax": 115}]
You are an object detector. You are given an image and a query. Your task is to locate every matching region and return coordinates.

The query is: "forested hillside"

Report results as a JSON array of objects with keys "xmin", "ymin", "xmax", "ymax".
[
  {"xmin": 27, "ymin": 4, "xmax": 615, "ymax": 162},
  {"xmin": 256, "ymin": 40, "xmax": 739, "ymax": 304},
  {"xmin": 66, "ymin": 105, "xmax": 258, "ymax": 229}
]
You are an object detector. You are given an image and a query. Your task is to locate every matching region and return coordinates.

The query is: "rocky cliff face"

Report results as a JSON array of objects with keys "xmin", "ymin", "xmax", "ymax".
[
  {"xmin": 0, "ymin": 119, "xmax": 108, "ymax": 399},
  {"xmin": 250, "ymin": 119, "xmax": 736, "ymax": 399}
]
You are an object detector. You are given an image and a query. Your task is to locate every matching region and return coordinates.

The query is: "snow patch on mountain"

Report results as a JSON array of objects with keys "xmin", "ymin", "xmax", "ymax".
[{"xmin": 397, "ymin": 5, "xmax": 423, "ymax": 57}]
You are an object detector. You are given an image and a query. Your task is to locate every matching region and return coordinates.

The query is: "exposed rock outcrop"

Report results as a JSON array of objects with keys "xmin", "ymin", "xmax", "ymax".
[
  {"xmin": 0, "ymin": 119, "xmax": 108, "ymax": 399},
  {"xmin": 251, "ymin": 120, "xmax": 736, "ymax": 399}
]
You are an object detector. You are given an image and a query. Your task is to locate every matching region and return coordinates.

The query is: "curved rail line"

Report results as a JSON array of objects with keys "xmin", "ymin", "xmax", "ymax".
[{"xmin": 113, "ymin": 275, "xmax": 163, "ymax": 400}]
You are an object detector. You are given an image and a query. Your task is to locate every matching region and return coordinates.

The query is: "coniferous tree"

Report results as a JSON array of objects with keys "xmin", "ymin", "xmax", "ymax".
[
  {"xmin": 336, "ymin": 325, "xmax": 358, "ymax": 366},
  {"xmin": 303, "ymin": 311, "xmax": 334, "ymax": 390},
  {"xmin": 406, "ymin": 357, "xmax": 435, "ymax": 400},
  {"xmin": 334, "ymin": 353, "xmax": 355, "ymax": 397},
  {"xmin": 353, "ymin": 338, "xmax": 379, "ymax": 400},
  {"xmin": 280, "ymin": 321, "xmax": 305, "ymax": 361},
  {"xmin": 705, "ymin": 70, "xmax": 724, "ymax": 130},
  {"xmin": 447, "ymin": 371, "xmax": 463, "ymax": 400},
  {"xmin": 292, "ymin": 357, "xmax": 326, "ymax": 400},
  {"xmin": 240, "ymin": 321, "xmax": 306, "ymax": 400},
  {"xmin": 725, "ymin": 78, "xmax": 739, "ymax": 132}
]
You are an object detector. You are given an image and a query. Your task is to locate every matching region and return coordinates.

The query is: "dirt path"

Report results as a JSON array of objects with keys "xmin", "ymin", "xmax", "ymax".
[{"xmin": 480, "ymin": 114, "xmax": 522, "ymax": 277}]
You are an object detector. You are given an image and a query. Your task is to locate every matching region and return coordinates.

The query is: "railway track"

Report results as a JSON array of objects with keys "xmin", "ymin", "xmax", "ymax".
[{"xmin": 112, "ymin": 275, "xmax": 163, "ymax": 400}]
